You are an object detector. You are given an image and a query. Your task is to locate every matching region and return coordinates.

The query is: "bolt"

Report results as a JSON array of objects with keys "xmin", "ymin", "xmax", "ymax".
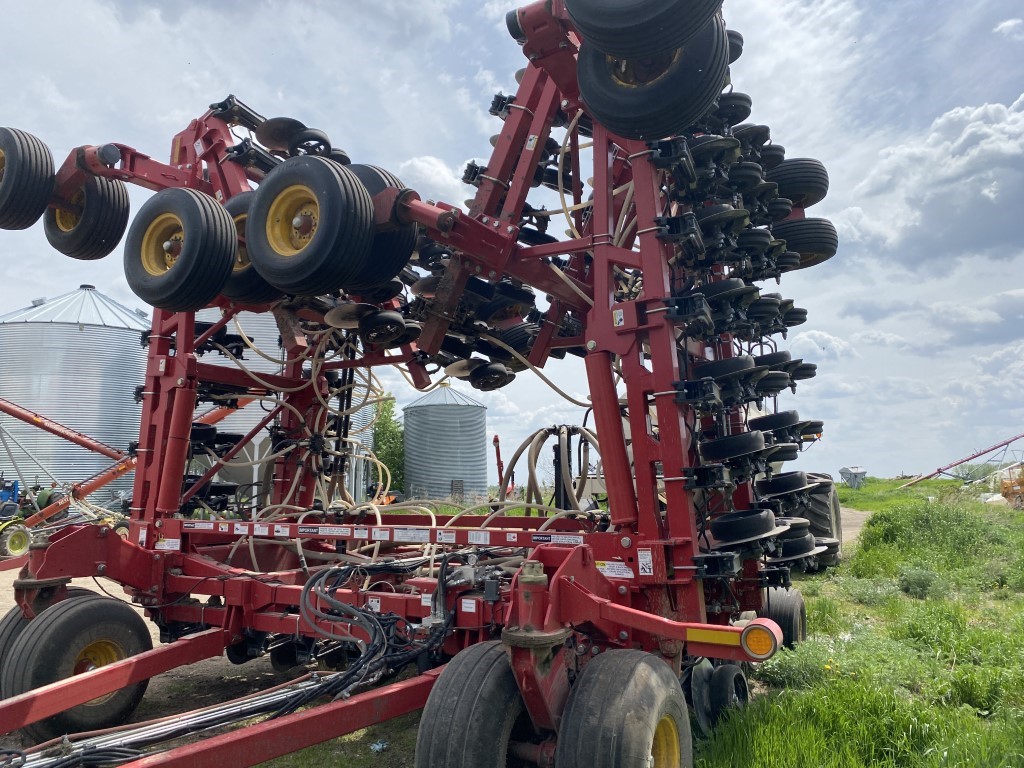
[
  {"xmin": 591, "ymin": 646, "xmax": 600, "ymax": 655},
  {"xmin": 96, "ymin": 564, "xmax": 106, "ymax": 575},
  {"xmin": 150, "ymin": 585, "xmax": 158, "ymax": 593},
  {"xmin": 506, "ymin": 226, "xmax": 515, "ymax": 233},
  {"xmin": 561, "ymin": 100, "xmax": 569, "ymax": 109},
  {"xmin": 482, "ymin": 216, "xmax": 490, "ymax": 224},
  {"xmin": 493, "ymin": 220, "xmax": 500, "ymax": 228},
  {"xmin": 586, "ymin": 340, "xmax": 597, "ymax": 351},
  {"xmin": 488, "ymin": 270, "xmax": 497, "ymax": 278},
  {"xmin": 176, "ymin": 378, "xmax": 184, "ymax": 386},
  {"xmin": 620, "ymin": 536, "xmax": 632, "ymax": 548},
  {"xmin": 618, "ymin": 631, "xmax": 629, "ymax": 641},
  {"xmin": 617, "ymin": 585, "xmax": 628, "ymax": 595}
]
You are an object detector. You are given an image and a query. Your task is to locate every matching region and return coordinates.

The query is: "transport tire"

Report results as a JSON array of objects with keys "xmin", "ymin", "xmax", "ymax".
[
  {"xmin": 766, "ymin": 158, "xmax": 829, "ymax": 209},
  {"xmin": 344, "ymin": 164, "xmax": 418, "ymax": 293},
  {"xmin": 0, "ymin": 127, "xmax": 55, "ymax": 230},
  {"xmin": 1, "ymin": 595, "xmax": 151, "ymax": 742},
  {"xmin": 414, "ymin": 641, "xmax": 537, "ymax": 768},
  {"xmin": 220, "ymin": 192, "xmax": 284, "ymax": 305},
  {"xmin": 708, "ymin": 664, "xmax": 749, "ymax": 726},
  {"xmin": 44, "ymin": 174, "xmax": 130, "ymax": 259},
  {"xmin": 123, "ymin": 187, "xmax": 236, "ymax": 311},
  {"xmin": 0, "ymin": 587, "xmax": 99, "ymax": 686},
  {"xmin": 772, "ymin": 217, "xmax": 838, "ymax": 270},
  {"xmin": 577, "ymin": 14, "xmax": 730, "ymax": 141},
  {"xmin": 0, "ymin": 523, "xmax": 30, "ymax": 557},
  {"xmin": 565, "ymin": 0, "xmax": 722, "ymax": 59},
  {"xmin": 247, "ymin": 155, "xmax": 374, "ymax": 296},
  {"xmin": 760, "ymin": 586, "xmax": 805, "ymax": 649},
  {"xmin": 44, "ymin": 174, "xmax": 130, "ymax": 260},
  {"xmin": 556, "ymin": 649, "xmax": 692, "ymax": 768}
]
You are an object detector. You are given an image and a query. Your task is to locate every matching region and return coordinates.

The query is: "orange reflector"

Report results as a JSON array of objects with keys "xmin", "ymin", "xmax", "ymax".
[{"xmin": 741, "ymin": 624, "xmax": 777, "ymax": 660}]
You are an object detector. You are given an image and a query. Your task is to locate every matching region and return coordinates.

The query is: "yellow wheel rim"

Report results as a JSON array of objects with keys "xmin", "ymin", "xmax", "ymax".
[
  {"xmin": 265, "ymin": 184, "xmax": 319, "ymax": 257},
  {"xmin": 74, "ymin": 639, "xmax": 127, "ymax": 704},
  {"xmin": 5, "ymin": 527, "xmax": 29, "ymax": 556},
  {"xmin": 140, "ymin": 212, "xmax": 185, "ymax": 277},
  {"xmin": 651, "ymin": 714, "xmax": 681, "ymax": 768},
  {"xmin": 232, "ymin": 211, "xmax": 251, "ymax": 273},
  {"xmin": 55, "ymin": 187, "xmax": 85, "ymax": 232}
]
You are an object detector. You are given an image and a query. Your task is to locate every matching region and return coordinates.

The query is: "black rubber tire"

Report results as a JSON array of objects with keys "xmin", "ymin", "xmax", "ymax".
[
  {"xmin": 756, "ymin": 471, "xmax": 809, "ymax": 497},
  {"xmin": 288, "ymin": 128, "xmax": 331, "ymax": 157},
  {"xmin": 469, "ymin": 362, "xmax": 514, "ymax": 392},
  {"xmin": 499, "ymin": 322, "xmax": 539, "ymax": 371},
  {"xmin": 710, "ymin": 508, "xmax": 774, "ymax": 542},
  {"xmin": 358, "ymin": 310, "xmax": 406, "ymax": 346},
  {"xmin": 766, "ymin": 158, "xmax": 829, "ymax": 209},
  {"xmin": 220, "ymin": 192, "xmax": 284, "ymax": 305},
  {"xmin": 726, "ymin": 28, "xmax": 744, "ymax": 63},
  {"xmin": 760, "ymin": 144, "xmax": 786, "ymax": 171},
  {"xmin": 708, "ymin": 664, "xmax": 749, "ymax": 727},
  {"xmin": 577, "ymin": 15, "xmax": 729, "ymax": 141},
  {"xmin": 760, "ymin": 587, "xmax": 806, "ymax": 649},
  {"xmin": 699, "ymin": 430, "xmax": 764, "ymax": 462},
  {"xmin": 414, "ymin": 641, "xmax": 536, "ymax": 768},
  {"xmin": 714, "ymin": 92, "xmax": 752, "ymax": 126},
  {"xmin": 0, "ymin": 523, "xmax": 30, "ymax": 557},
  {"xmin": 755, "ymin": 372, "xmax": 792, "ymax": 395},
  {"xmin": 757, "ymin": 352, "xmax": 794, "ymax": 370},
  {"xmin": 44, "ymin": 175, "xmax": 129, "ymax": 260},
  {"xmin": 691, "ymin": 355, "xmax": 754, "ymax": 380},
  {"xmin": 1, "ymin": 595, "xmax": 152, "ymax": 742},
  {"xmin": 565, "ymin": 0, "xmax": 723, "ymax": 59},
  {"xmin": 556, "ymin": 649, "xmax": 692, "ymax": 767},
  {"xmin": 0, "ymin": 127, "xmax": 55, "ymax": 230},
  {"xmin": 247, "ymin": 156, "xmax": 374, "ymax": 296},
  {"xmin": 773, "ymin": 217, "xmax": 838, "ymax": 269},
  {"xmin": 123, "ymin": 187, "xmax": 236, "ymax": 311},
  {"xmin": 749, "ymin": 410, "xmax": 799, "ymax": 432},
  {"xmin": 0, "ymin": 587, "xmax": 98, "ymax": 686},
  {"xmin": 692, "ymin": 277, "xmax": 750, "ymax": 301},
  {"xmin": 344, "ymin": 164, "xmax": 418, "ymax": 292}
]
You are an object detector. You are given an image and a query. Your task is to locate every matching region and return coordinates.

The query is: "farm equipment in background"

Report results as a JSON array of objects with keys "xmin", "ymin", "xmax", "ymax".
[{"xmin": 0, "ymin": 0, "xmax": 842, "ymax": 765}]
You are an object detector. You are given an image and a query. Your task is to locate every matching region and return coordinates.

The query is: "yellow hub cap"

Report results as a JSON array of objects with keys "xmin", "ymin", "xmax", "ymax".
[
  {"xmin": 74, "ymin": 639, "xmax": 127, "ymax": 704},
  {"xmin": 5, "ymin": 527, "xmax": 29, "ymax": 556},
  {"xmin": 651, "ymin": 714, "xmax": 681, "ymax": 768},
  {"xmin": 266, "ymin": 184, "xmax": 319, "ymax": 257},
  {"xmin": 232, "ymin": 212, "xmax": 251, "ymax": 273},
  {"xmin": 55, "ymin": 187, "xmax": 85, "ymax": 232},
  {"xmin": 140, "ymin": 212, "xmax": 185, "ymax": 276}
]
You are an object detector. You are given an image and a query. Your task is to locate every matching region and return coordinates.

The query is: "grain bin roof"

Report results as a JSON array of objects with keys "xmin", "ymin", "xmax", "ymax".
[
  {"xmin": 405, "ymin": 383, "xmax": 485, "ymax": 409},
  {"xmin": 0, "ymin": 284, "xmax": 151, "ymax": 331}
]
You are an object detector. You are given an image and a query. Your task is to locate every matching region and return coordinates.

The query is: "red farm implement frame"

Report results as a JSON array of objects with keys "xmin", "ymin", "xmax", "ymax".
[{"xmin": 0, "ymin": 0, "xmax": 840, "ymax": 765}]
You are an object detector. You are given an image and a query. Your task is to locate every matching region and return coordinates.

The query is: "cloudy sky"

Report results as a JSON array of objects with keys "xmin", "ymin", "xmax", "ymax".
[{"xmin": 0, "ymin": 0, "xmax": 1022, "ymax": 485}]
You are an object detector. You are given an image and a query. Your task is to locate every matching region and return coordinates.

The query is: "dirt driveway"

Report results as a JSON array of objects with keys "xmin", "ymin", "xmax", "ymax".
[{"xmin": 840, "ymin": 506, "xmax": 871, "ymax": 547}]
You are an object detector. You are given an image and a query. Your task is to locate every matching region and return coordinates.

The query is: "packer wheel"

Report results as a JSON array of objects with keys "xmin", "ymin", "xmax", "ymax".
[
  {"xmin": 760, "ymin": 586, "xmax": 806, "ymax": 649},
  {"xmin": 123, "ymin": 187, "xmax": 236, "ymax": 311},
  {"xmin": 556, "ymin": 649, "xmax": 692, "ymax": 767},
  {"xmin": 0, "ymin": 595, "xmax": 152, "ymax": 743}
]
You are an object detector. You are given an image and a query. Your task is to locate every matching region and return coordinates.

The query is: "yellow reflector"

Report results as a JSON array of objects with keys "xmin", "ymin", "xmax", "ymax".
[{"xmin": 741, "ymin": 625, "xmax": 777, "ymax": 660}]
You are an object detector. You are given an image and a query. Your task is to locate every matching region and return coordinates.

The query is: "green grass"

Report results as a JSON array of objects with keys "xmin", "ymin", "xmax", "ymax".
[
  {"xmin": 257, "ymin": 478, "xmax": 1024, "ymax": 767},
  {"xmin": 696, "ymin": 481, "xmax": 1024, "ymax": 768}
]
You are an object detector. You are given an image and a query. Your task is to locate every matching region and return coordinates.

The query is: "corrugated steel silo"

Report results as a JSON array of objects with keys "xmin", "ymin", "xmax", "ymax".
[
  {"xmin": 403, "ymin": 383, "xmax": 487, "ymax": 501},
  {"xmin": 0, "ymin": 285, "xmax": 149, "ymax": 507}
]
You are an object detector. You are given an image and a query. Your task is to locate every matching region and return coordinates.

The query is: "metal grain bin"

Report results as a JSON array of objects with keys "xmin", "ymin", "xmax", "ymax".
[
  {"xmin": 0, "ymin": 285, "xmax": 149, "ymax": 508},
  {"xmin": 403, "ymin": 383, "xmax": 487, "ymax": 501}
]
